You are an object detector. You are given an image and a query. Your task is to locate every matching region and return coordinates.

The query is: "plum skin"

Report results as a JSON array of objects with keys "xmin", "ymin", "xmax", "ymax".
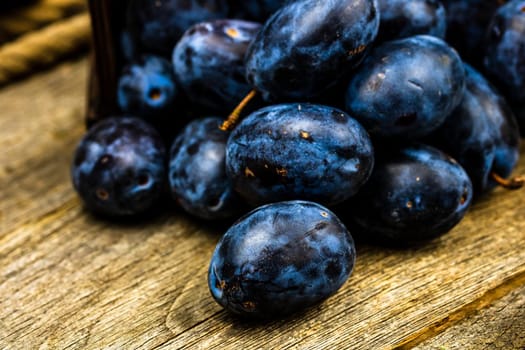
[
  {"xmin": 71, "ymin": 117, "xmax": 166, "ymax": 217},
  {"xmin": 342, "ymin": 144, "xmax": 473, "ymax": 244},
  {"xmin": 344, "ymin": 35, "xmax": 465, "ymax": 139},
  {"xmin": 225, "ymin": 103, "xmax": 374, "ymax": 207},
  {"xmin": 208, "ymin": 200, "xmax": 356, "ymax": 318},
  {"xmin": 168, "ymin": 117, "xmax": 244, "ymax": 220},
  {"xmin": 244, "ymin": 0, "xmax": 380, "ymax": 101}
]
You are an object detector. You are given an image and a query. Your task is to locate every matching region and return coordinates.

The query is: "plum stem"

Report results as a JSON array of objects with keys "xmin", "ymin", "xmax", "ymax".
[
  {"xmin": 490, "ymin": 172, "xmax": 525, "ymax": 190},
  {"xmin": 219, "ymin": 89, "xmax": 257, "ymax": 131}
]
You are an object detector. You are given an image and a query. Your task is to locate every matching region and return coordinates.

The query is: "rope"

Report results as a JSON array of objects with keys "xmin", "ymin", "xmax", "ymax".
[
  {"xmin": 0, "ymin": 13, "xmax": 91, "ymax": 86},
  {"xmin": 0, "ymin": 0, "xmax": 86, "ymax": 43}
]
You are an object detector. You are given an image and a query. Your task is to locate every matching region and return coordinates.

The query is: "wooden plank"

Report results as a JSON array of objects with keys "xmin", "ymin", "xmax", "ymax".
[
  {"xmin": 0, "ymin": 58, "xmax": 524, "ymax": 349},
  {"xmin": 414, "ymin": 284, "xmax": 525, "ymax": 350},
  {"xmin": 0, "ymin": 59, "xmax": 86, "ymax": 234}
]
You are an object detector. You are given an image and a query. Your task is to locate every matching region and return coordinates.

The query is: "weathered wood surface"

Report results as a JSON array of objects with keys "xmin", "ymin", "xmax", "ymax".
[
  {"xmin": 414, "ymin": 284, "xmax": 525, "ymax": 350},
  {"xmin": 1, "ymin": 58, "xmax": 525, "ymax": 349}
]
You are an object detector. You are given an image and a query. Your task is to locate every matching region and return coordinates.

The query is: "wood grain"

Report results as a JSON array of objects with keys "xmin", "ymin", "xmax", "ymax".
[
  {"xmin": 1, "ymin": 58, "xmax": 524, "ymax": 349},
  {"xmin": 414, "ymin": 284, "xmax": 525, "ymax": 350}
]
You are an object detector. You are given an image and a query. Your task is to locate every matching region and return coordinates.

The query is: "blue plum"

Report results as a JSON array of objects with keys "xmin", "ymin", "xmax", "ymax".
[
  {"xmin": 226, "ymin": 103, "xmax": 374, "ymax": 207},
  {"xmin": 244, "ymin": 0, "xmax": 379, "ymax": 101},
  {"xmin": 169, "ymin": 117, "xmax": 245, "ymax": 220},
  {"xmin": 172, "ymin": 19, "xmax": 261, "ymax": 114},
  {"xmin": 376, "ymin": 0, "xmax": 447, "ymax": 42},
  {"xmin": 71, "ymin": 117, "xmax": 166, "ymax": 217},
  {"xmin": 344, "ymin": 35, "xmax": 465, "ymax": 139},
  {"xmin": 124, "ymin": 0, "xmax": 229, "ymax": 58},
  {"xmin": 441, "ymin": 0, "xmax": 502, "ymax": 68},
  {"xmin": 425, "ymin": 64, "xmax": 521, "ymax": 196},
  {"xmin": 117, "ymin": 55, "xmax": 178, "ymax": 119},
  {"xmin": 208, "ymin": 200, "xmax": 356, "ymax": 318},
  {"xmin": 343, "ymin": 144, "xmax": 473, "ymax": 244},
  {"xmin": 483, "ymin": 0, "xmax": 525, "ymax": 135}
]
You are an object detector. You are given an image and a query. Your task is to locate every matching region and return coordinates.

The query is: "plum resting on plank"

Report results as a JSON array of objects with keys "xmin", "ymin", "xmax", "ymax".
[
  {"xmin": 71, "ymin": 117, "xmax": 166, "ymax": 217},
  {"xmin": 208, "ymin": 200, "xmax": 356, "ymax": 318}
]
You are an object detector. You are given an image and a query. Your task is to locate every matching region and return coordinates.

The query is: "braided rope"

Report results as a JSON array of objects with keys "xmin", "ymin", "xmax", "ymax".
[
  {"xmin": 0, "ymin": 13, "xmax": 91, "ymax": 86},
  {"xmin": 0, "ymin": 0, "xmax": 86, "ymax": 43}
]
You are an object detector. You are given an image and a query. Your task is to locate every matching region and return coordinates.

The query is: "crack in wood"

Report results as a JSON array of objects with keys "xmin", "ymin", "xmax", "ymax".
[{"xmin": 392, "ymin": 269, "xmax": 525, "ymax": 350}]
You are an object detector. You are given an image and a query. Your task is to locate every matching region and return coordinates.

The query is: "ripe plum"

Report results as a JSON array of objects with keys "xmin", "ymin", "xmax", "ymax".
[
  {"xmin": 208, "ymin": 200, "xmax": 356, "ymax": 318},
  {"xmin": 226, "ymin": 103, "xmax": 374, "ymax": 207}
]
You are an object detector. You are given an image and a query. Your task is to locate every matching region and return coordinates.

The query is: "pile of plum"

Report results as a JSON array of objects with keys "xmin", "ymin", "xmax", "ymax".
[{"xmin": 72, "ymin": 0, "xmax": 525, "ymax": 318}]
